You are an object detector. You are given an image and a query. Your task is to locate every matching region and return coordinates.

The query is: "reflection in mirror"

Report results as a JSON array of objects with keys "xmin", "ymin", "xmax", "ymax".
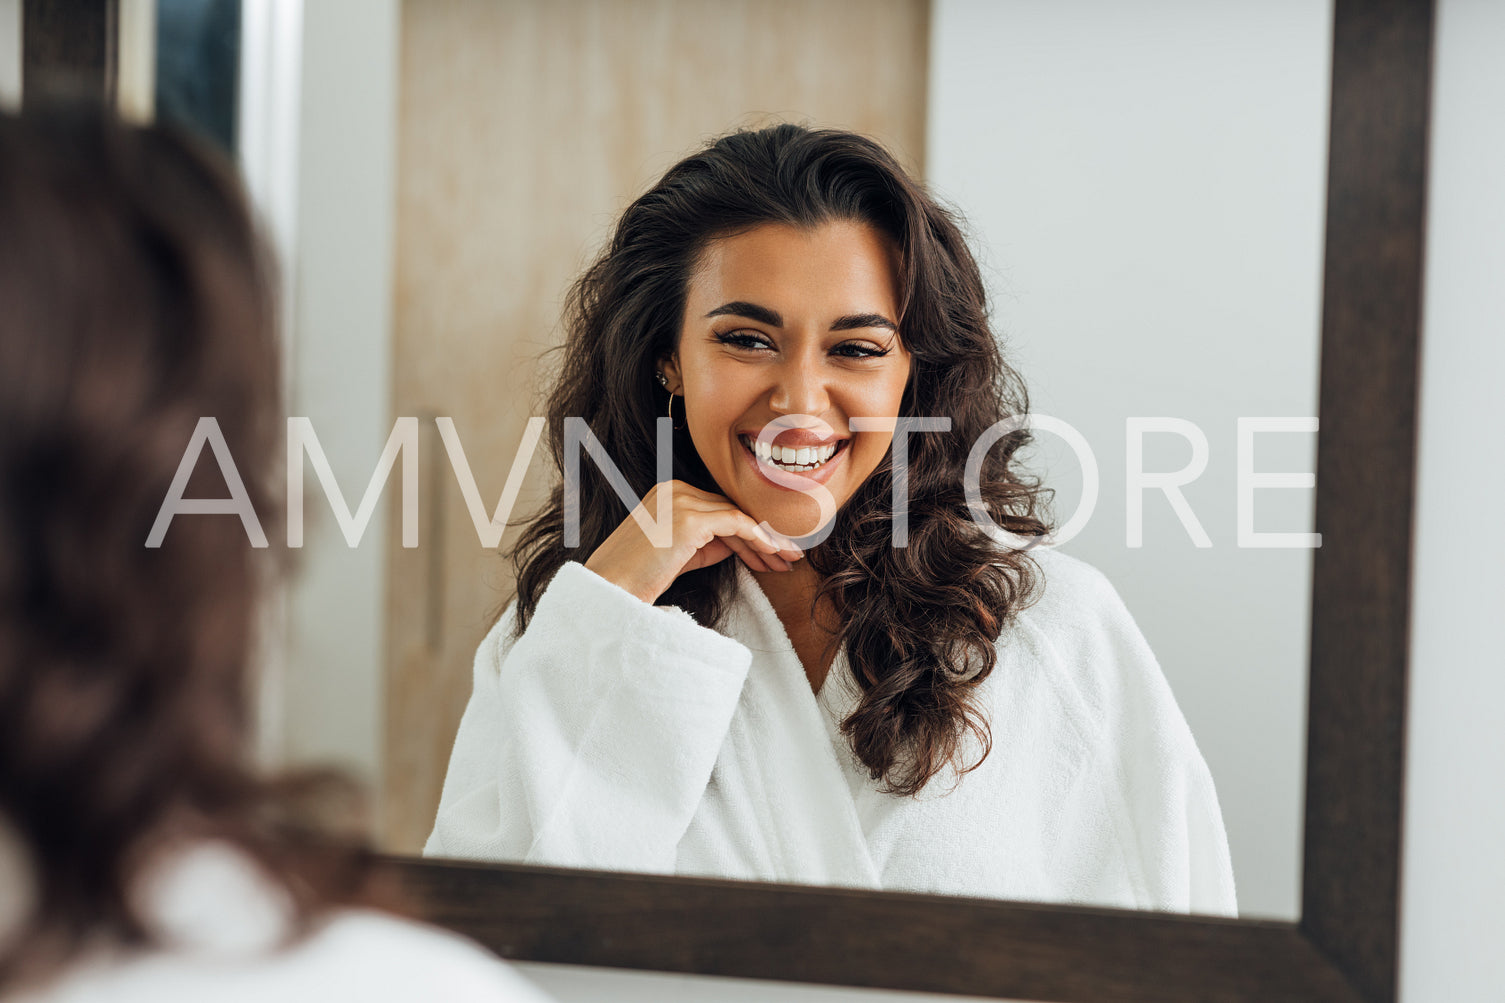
[{"xmin": 244, "ymin": 0, "xmax": 1330, "ymax": 924}]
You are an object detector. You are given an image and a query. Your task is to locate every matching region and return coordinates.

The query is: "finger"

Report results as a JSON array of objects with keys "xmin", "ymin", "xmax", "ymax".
[
  {"xmin": 666, "ymin": 489, "xmax": 797, "ymax": 554},
  {"xmin": 734, "ymin": 530, "xmax": 794, "ymax": 569},
  {"xmin": 685, "ymin": 537, "xmax": 734, "ymax": 573},
  {"xmin": 723, "ymin": 514, "xmax": 802, "ymax": 557},
  {"xmin": 696, "ymin": 508, "xmax": 783, "ymax": 557},
  {"xmin": 757, "ymin": 526, "xmax": 805, "ymax": 558},
  {"xmin": 738, "ymin": 515, "xmax": 788, "ymax": 556},
  {"xmin": 692, "ymin": 508, "xmax": 779, "ymax": 554},
  {"xmin": 667, "ymin": 481, "xmax": 734, "ymax": 507},
  {"xmin": 674, "ymin": 492, "xmax": 749, "ymax": 517},
  {"xmin": 721, "ymin": 534, "xmax": 779, "ymax": 572},
  {"xmin": 740, "ymin": 536, "xmax": 792, "ymax": 572},
  {"xmin": 775, "ymin": 535, "xmax": 805, "ymax": 559}
]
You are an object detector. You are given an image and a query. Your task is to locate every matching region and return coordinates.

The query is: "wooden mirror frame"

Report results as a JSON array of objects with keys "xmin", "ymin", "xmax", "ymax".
[{"xmin": 21, "ymin": 1, "xmax": 1431, "ymax": 999}]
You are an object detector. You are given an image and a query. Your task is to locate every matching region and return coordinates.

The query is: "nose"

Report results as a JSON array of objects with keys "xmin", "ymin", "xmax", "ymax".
[{"xmin": 767, "ymin": 351, "xmax": 831, "ymax": 418}]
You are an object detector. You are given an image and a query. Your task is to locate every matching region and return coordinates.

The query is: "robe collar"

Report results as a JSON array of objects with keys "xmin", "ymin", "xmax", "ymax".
[{"xmin": 720, "ymin": 561, "xmax": 880, "ymax": 888}]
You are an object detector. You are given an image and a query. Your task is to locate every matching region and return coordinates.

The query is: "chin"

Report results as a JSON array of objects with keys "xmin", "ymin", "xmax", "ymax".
[{"xmin": 752, "ymin": 494, "xmax": 843, "ymax": 539}]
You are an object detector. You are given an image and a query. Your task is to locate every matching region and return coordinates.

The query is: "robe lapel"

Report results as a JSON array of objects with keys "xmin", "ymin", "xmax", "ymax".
[
  {"xmin": 815, "ymin": 646, "xmax": 864, "ymax": 764},
  {"xmin": 719, "ymin": 562, "xmax": 881, "ymax": 889}
]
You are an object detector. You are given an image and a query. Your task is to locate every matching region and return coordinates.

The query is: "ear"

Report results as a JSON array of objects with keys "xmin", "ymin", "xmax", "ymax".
[{"xmin": 659, "ymin": 355, "xmax": 682, "ymax": 394}]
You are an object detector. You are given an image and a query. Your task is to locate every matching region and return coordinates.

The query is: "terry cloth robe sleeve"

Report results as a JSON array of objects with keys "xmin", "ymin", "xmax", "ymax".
[
  {"xmin": 423, "ymin": 561, "xmax": 753, "ymax": 873},
  {"xmin": 1023, "ymin": 550, "xmax": 1239, "ymax": 916}
]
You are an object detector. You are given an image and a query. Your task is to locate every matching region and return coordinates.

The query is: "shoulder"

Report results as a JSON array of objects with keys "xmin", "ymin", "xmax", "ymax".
[
  {"xmin": 1001, "ymin": 547, "xmax": 1183, "ymax": 742},
  {"xmin": 278, "ymin": 910, "xmax": 555, "ymax": 1002},
  {"xmin": 29, "ymin": 913, "xmax": 553, "ymax": 1003},
  {"xmin": 1013, "ymin": 545, "xmax": 1129, "ymax": 635},
  {"xmin": 24, "ymin": 844, "xmax": 553, "ymax": 1003},
  {"xmin": 1005, "ymin": 547, "xmax": 1149, "ymax": 690}
]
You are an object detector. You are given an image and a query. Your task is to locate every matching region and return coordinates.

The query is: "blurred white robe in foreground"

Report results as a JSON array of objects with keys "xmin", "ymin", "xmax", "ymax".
[
  {"xmin": 3, "ymin": 838, "xmax": 554, "ymax": 1003},
  {"xmin": 425, "ymin": 548, "xmax": 1238, "ymax": 917}
]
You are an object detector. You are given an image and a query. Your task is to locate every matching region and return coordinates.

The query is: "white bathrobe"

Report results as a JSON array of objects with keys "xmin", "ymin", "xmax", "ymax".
[{"xmin": 424, "ymin": 548, "xmax": 1238, "ymax": 917}]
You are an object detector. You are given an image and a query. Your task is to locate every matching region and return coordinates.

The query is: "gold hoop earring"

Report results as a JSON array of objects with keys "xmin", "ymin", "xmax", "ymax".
[{"xmin": 656, "ymin": 371, "xmax": 684, "ymax": 430}]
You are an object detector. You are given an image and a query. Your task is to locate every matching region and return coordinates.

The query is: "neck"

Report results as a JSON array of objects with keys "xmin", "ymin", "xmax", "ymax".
[
  {"xmin": 749, "ymin": 561, "xmax": 842, "ymax": 692},
  {"xmin": 750, "ymin": 558, "xmax": 820, "ymax": 612}
]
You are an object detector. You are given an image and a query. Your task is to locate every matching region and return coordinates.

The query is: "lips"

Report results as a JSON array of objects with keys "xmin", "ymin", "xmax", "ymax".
[{"xmin": 740, "ymin": 428, "xmax": 846, "ymax": 448}]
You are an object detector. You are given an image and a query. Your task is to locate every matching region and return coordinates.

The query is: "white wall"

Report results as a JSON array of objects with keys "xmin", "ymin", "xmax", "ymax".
[
  {"xmin": 242, "ymin": 0, "xmax": 400, "ymax": 799},
  {"xmin": 924, "ymin": 0, "xmax": 1331, "ymax": 920},
  {"xmin": 283, "ymin": 0, "xmax": 399, "ymax": 795},
  {"xmin": 1399, "ymin": 1, "xmax": 1505, "ymax": 999}
]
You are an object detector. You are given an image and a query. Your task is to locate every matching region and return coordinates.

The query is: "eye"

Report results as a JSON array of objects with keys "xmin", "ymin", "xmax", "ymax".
[
  {"xmin": 714, "ymin": 330, "xmax": 772, "ymax": 351},
  {"xmin": 832, "ymin": 341, "xmax": 892, "ymax": 359}
]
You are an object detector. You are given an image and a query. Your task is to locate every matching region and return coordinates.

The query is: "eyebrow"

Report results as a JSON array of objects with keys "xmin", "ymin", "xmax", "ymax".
[{"xmin": 705, "ymin": 301, "xmax": 899, "ymax": 334}]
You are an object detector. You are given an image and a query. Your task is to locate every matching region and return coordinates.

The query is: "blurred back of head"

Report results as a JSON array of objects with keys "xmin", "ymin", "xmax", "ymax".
[{"xmin": 0, "ymin": 104, "xmax": 370, "ymax": 990}]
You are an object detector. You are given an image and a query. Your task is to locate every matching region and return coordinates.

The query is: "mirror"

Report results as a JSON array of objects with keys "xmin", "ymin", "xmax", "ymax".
[
  {"xmin": 126, "ymin": 0, "xmax": 1335, "ymax": 923},
  {"xmin": 241, "ymin": 0, "xmax": 1331, "ymax": 923}
]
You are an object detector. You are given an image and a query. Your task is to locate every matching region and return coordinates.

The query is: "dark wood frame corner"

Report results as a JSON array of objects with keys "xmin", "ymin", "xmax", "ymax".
[{"xmin": 21, "ymin": 0, "xmax": 1431, "ymax": 999}]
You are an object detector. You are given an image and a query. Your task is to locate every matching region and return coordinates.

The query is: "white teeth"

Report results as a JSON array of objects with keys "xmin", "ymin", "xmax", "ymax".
[{"xmin": 743, "ymin": 436, "xmax": 841, "ymax": 471}]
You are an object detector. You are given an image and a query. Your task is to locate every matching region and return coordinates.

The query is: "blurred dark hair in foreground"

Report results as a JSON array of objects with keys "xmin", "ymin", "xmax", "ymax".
[{"xmin": 0, "ymin": 104, "xmax": 384, "ymax": 992}]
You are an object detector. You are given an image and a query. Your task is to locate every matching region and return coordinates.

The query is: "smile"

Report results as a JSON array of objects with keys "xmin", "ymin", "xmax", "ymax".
[{"xmin": 738, "ymin": 434, "xmax": 849, "ymax": 473}]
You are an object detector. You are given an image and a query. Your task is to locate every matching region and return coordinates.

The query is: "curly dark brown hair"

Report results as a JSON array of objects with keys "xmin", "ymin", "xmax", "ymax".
[
  {"xmin": 0, "ymin": 106, "xmax": 385, "ymax": 992},
  {"xmin": 509, "ymin": 124, "xmax": 1052, "ymax": 797}
]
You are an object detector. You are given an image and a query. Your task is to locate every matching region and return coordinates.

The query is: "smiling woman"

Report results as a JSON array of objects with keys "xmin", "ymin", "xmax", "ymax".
[{"xmin": 421, "ymin": 124, "xmax": 1238, "ymax": 917}]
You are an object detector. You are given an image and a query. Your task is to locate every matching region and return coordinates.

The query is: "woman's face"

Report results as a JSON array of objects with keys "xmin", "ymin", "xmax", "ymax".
[{"xmin": 662, "ymin": 220, "xmax": 913, "ymax": 540}]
